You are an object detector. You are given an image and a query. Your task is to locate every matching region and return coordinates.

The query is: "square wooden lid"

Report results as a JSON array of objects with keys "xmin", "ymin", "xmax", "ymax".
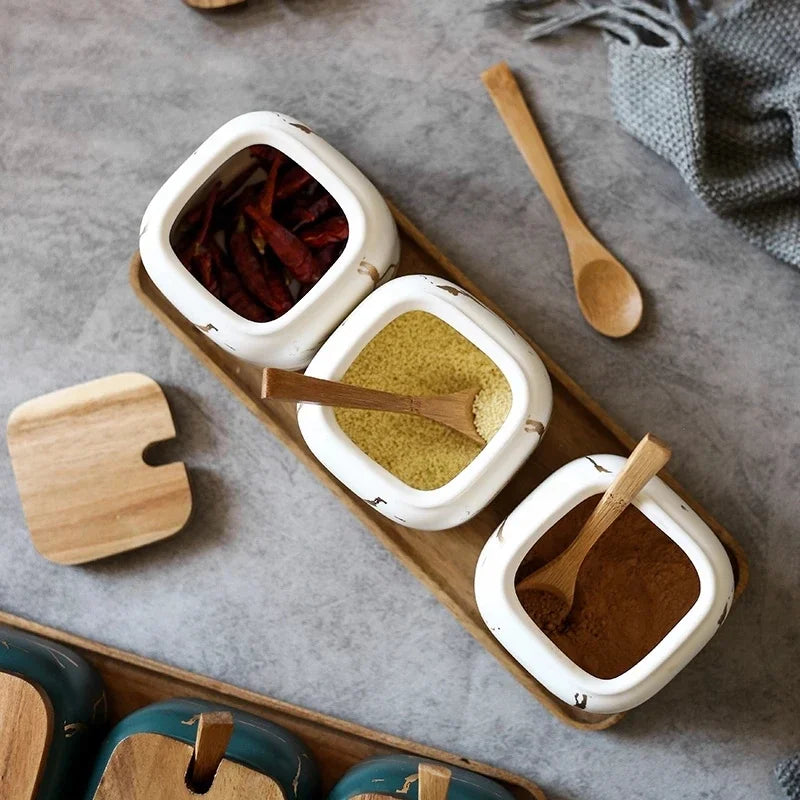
[{"xmin": 6, "ymin": 372, "xmax": 192, "ymax": 565}]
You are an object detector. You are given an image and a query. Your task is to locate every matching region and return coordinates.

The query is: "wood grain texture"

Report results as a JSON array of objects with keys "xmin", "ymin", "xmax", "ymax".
[
  {"xmin": 263, "ymin": 369, "xmax": 483, "ymax": 443},
  {"xmin": 519, "ymin": 433, "xmax": 672, "ymax": 606},
  {"xmin": 189, "ymin": 712, "xmax": 234, "ymax": 791},
  {"xmin": 6, "ymin": 372, "xmax": 192, "ymax": 565},
  {"xmin": 93, "ymin": 732, "xmax": 284, "ymax": 799},
  {"xmin": 418, "ymin": 763, "xmax": 452, "ymax": 800},
  {"xmin": 0, "ymin": 672, "xmax": 53, "ymax": 800},
  {"xmin": 129, "ymin": 203, "xmax": 748, "ymax": 730},
  {"xmin": 0, "ymin": 612, "xmax": 547, "ymax": 800},
  {"xmin": 481, "ymin": 62, "xmax": 642, "ymax": 339}
]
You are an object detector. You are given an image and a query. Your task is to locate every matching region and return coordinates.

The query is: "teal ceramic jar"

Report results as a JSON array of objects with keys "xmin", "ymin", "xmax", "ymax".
[
  {"xmin": 83, "ymin": 698, "xmax": 320, "ymax": 798},
  {"xmin": 328, "ymin": 755, "xmax": 516, "ymax": 800},
  {"xmin": 0, "ymin": 625, "xmax": 107, "ymax": 800}
]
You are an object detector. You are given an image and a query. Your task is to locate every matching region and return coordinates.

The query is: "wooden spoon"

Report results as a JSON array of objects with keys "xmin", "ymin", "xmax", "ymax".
[
  {"xmin": 183, "ymin": 0, "xmax": 246, "ymax": 8},
  {"xmin": 516, "ymin": 433, "xmax": 671, "ymax": 628},
  {"xmin": 481, "ymin": 61, "xmax": 643, "ymax": 338},
  {"xmin": 261, "ymin": 368, "xmax": 484, "ymax": 444}
]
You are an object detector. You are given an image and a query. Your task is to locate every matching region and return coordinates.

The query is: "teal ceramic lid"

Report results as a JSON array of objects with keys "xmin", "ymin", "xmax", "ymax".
[
  {"xmin": 328, "ymin": 755, "xmax": 516, "ymax": 800},
  {"xmin": 83, "ymin": 697, "xmax": 320, "ymax": 798},
  {"xmin": 0, "ymin": 625, "xmax": 107, "ymax": 800}
]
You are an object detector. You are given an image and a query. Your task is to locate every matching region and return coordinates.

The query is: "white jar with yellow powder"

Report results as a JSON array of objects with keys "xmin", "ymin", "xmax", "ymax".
[{"xmin": 297, "ymin": 274, "xmax": 553, "ymax": 530}]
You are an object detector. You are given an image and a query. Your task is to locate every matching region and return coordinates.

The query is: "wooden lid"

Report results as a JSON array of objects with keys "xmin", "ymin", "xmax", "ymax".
[
  {"xmin": 92, "ymin": 731, "xmax": 286, "ymax": 799},
  {"xmin": 7, "ymin": 372, "xmax": 192, "ymax": 565},
  {"xmin": 0, "ymin": 672, "xmax": 54, "ymax": 800}
]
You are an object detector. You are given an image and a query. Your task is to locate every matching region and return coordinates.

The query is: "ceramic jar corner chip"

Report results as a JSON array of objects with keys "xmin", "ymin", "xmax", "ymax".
[
  {"xmin": 139, "ymin": 111, "xmax": 399, "ymax": 369},
  {"xmin": 297, "ymin": 274, "xmax": 553, "ymax": 530}
]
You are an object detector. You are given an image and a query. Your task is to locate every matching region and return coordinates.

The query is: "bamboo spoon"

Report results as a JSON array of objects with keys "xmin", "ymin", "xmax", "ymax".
[
  {"xmin": 187, "ymin": 712, "xmax": 234, "ymax": 792},
  {"xmin": 481, "ymin": 61, "xmax": 643, "ymax": 338},
  {"xmin": 261, "ymin": 368, "xmax": 484, "ymax": 444},
  {"xmin": 418, "ymin": 763, "xmax": 452, "ymax": 800},
  {"xmin": 516, "ymin": 433, "xmax": 671, "ymax": 628}
]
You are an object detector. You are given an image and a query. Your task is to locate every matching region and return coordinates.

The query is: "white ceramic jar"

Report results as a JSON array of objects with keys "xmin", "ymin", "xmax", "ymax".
[
  {"xmin": 139, "ymin": 111, "xmax": 399, "ymax": 369},
  {"xmin": 296, "ymin": 274, "xmax": 553, "ymax": 531},
  {"xmin": 474, "ymin": 454, "xmax": 735, "ymax": 714}
]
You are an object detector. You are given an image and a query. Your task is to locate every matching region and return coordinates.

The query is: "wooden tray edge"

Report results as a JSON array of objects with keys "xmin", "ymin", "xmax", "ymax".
[{"xmin": 0, "ymin": 611, "xmax": 547, "ymax": 800}]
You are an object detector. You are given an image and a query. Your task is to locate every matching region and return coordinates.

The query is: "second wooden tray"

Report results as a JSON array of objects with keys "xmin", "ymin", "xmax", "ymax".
[
  {"xmin": 0, "ymin": 611, "xmax": 546, "ymax": 800},
  {"xmin": 130, "ymin": 202, "xmax": 748, "ymax": 731}
]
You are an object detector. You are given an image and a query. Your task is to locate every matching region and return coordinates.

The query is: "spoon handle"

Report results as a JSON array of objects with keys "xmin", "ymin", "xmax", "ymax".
[
  {"xmin": 262, "ymin": 368, "xmax": 417, "ymax": 414},
  {"xmin": 563, "ymin": 434, "xmax": 672, "ymax": 568},
  {"xmin": 517, "ymin": 434, "xmax": 671, "ymax": 601},
  {"xmin": 481, "ymin": 62, "xmax": 585, "ymax": 235}
]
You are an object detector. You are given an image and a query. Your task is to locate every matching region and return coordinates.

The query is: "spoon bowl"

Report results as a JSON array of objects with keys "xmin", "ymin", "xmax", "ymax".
[{"xmin": 574, "ymin": 258, "xmax": 643, "ymax": 338}]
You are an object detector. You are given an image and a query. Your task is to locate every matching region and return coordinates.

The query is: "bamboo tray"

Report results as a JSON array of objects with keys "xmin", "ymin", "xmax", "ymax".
[
  {"xmin": 0, "ymin": 612, "xmax": 546, "ymax": 800},
  {"xmin": 130, "ymin": 202, "xmax": 748, "ymax": 731}
]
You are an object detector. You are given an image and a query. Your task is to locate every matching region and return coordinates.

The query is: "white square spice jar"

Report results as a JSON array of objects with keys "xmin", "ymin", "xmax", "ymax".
[
  {"xmin": 474, "ymin": 454, "xmax": 736, "ymax": 714},
  {"xmin": 296, "ymin": 274, "xmax": 554, "ymax": 531},
  {"xmin": 139, "ymin": 111, "xmax": 400, "ymax": 370}
]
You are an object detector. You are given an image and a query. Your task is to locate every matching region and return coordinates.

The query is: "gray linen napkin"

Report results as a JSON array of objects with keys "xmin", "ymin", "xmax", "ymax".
[
  {"xmin": 494, "ymin": 0, "xmax": 800, "ymax": 268},
  {"xmin": 777, "ymin": 755, "xmax": 800, "ymax": 800}
]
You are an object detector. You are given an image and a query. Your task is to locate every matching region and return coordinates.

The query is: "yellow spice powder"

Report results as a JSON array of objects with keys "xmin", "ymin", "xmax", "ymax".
[{"xmin": 335, "ymin": 311, "xmax": 512, "ymax": 490}]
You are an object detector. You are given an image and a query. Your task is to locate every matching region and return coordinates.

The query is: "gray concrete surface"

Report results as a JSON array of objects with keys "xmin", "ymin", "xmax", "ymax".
[{"xmin": 2, "ymin": 2, "xmax": 798, "ymax": 798}]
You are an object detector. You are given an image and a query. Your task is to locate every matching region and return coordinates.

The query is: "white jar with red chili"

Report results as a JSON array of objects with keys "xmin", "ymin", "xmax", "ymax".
[{"xmin": 139, "ymin": 111, "xmax": 399, "ymax": 369}]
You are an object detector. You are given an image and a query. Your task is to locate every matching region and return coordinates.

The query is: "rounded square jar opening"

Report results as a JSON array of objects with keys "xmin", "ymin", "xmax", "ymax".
[
  {"xmin": 475, "ymin": 455, "xmax": 731, "ymax": 710},
  {"xmin": 311, "ymin": 294, "xmax": 531, "ymax": 507},
  {"xmin": 146, "ymin": 118, "xmax": 368, "ymax": 336}
]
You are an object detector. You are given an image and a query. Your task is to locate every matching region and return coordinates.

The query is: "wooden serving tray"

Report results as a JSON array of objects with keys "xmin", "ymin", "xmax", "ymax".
[
  {"xmin": 130, "ymin": 203, "xmax": 748, "ymax": 731},
  {"xmin": 0, "ymin": 612, "xmax": 546, "ymax": 800}
]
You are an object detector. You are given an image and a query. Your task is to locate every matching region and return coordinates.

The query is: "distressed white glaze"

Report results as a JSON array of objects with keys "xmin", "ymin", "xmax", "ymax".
[
  {"xmin": 139, "ymin": 111, "xmax": 399, "ymax": 369},
  {"xmin": 297, "ymin": 274, "xmax": 553, "ymax": 530},
  {"xmin": 474, "ymin": 454, "xmax": 736, "ymax": 714}
]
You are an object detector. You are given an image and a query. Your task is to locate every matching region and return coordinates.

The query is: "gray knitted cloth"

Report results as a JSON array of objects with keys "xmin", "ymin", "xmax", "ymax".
[
  {"xmin": 777, "ymin": 755, "xmax": 800, "ymax": 799},
  {"xmin": 496, "ymin": 0, "xmax": 800, "ymax": 268}
]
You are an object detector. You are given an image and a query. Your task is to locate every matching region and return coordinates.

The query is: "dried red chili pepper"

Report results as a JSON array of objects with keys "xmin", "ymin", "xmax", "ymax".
[
  {"xmin": 258, "ymin": 152, "xmax": 284, "ymax": 217},
  {"xmin": 251, "ymin": 153, "xmax": 286, "ymax": 254},
  {"xmin": 180, "ymin": 180, "xmax": 223, "ymax": 231},
  {"xmin": 244, "ymin": 204, "xmax": 320, "ymax": 284},
  {"xmin": 194, "ymin": 182, "xmax": 221, "ymax": 249},
  {"xmin": 177, "ymin": 242, "xmax": 221, "ymax": 300},
  {"xmin": 205, "ymin": 239, "xmax": 270, "ymax": 322},
  {"xmin": 315, "ymin": 242, "xmax": 345, "ymax": 273},
  {"xmin": 175, "ymin": 185, "xmax": 223, "ymax": 299},
  {"xmin": 219, "ymin": 271, "xmax": 271, "ymax": 322},
  {"xmin": 297, "ymin": 216, "xmax": 349, "ymax": 248},
  {"xmin": 193, "ymin": 247, "xmax": 222, "ymax": 299},
  {"xmin": 248, "ymin": 144, "xmax": 278, "ymax": 163},
  {"xmin": 285, "ymin": 193, "xmax": 339, "ymax": 230},
  {"xmin": 275, "ymin": 165, "xmax": 314, "ymax": 200},
  {"xmin": 229, "ymin": 215, "xmax": 294, "ymax": 314}
]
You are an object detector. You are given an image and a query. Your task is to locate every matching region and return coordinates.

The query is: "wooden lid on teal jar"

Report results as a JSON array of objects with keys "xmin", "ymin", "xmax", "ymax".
[
  {"xmin": 328, "ymin": 755, "xmax": 517, "ymax": 800},
  {"xmin": 83, "ymin": 698, "xmax": 320, "ymax": 798},
  {"xmin": 0, "ymin": 625, "xmax": 107, "ymax": 800}
]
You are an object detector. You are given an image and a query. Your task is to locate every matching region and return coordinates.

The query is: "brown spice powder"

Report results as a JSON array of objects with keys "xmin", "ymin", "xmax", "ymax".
[{"xmin": 516, "ymin": 496, "xmax": 700, "ymax": 679}]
